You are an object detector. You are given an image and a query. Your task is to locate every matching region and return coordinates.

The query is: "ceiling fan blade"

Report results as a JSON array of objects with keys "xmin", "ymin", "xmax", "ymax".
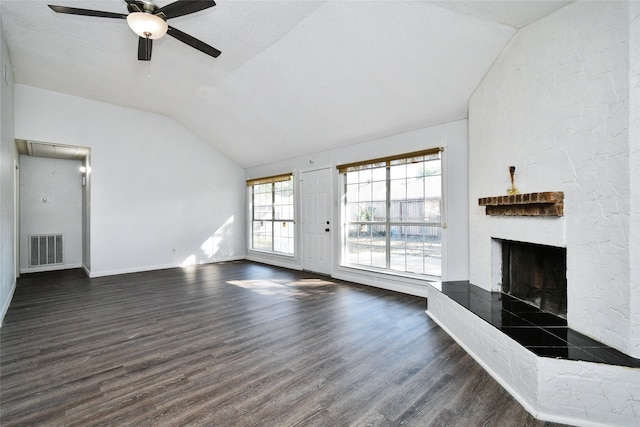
[
  {"xmin": 157, "ymin": 1, "xmax": 215, "ymax": 20},
  {"xmin": 48, "ymin": 5, "xmax": 127, "ymax": 19},
  {"xmin": 167, "ymin": 26, "xmax": 221, "ymax": 58},
  {"xmin": 138, "ymin": 37, "xmax": 152, "ymax": 61}
]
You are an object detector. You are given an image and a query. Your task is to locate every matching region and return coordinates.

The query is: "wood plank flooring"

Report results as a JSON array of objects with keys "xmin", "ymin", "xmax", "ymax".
[{"xmin": 1, "ymin": 261, "xmax": 568, "ymax": 426}]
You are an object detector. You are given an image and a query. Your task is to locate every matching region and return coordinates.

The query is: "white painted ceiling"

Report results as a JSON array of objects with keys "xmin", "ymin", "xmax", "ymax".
[{"xmin": 1, "ymin": 1, "xmax": 571, "ymax": 168}]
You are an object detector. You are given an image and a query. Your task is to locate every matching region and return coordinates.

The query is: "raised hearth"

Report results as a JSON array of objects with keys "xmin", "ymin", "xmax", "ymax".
[
  {"xmin": 426, "ymin": 280, "xmax": 640, "ymax": 426},
  {"xmin": 429, "ymin": 281, "xmax": 639, "ymax": 367}
]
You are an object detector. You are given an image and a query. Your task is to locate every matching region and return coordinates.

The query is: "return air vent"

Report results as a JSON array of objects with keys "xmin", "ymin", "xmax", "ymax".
[{"xmin": 29, "ymin": 234, "xmax": 63, "ymax": 267}]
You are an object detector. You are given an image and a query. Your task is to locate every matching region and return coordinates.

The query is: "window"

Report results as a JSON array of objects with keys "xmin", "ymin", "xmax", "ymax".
[
  {"xmin": 248, "ymin": 174, "xmax": 294, "ymax": 255},
  {"xmin": 338, "ymin": 148, "xmax": 442, "ymax": 277}
]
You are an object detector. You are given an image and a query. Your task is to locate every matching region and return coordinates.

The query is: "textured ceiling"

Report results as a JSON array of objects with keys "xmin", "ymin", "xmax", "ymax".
[{"xmin": 1, "ymin": 1, "xmax": 571, "ymax": 168}]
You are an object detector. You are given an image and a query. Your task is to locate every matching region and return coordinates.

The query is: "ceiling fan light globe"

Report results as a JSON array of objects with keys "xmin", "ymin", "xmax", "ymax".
[{"xmin": 126, "ymin": 12, "xmax": 167, "ymax": 39}]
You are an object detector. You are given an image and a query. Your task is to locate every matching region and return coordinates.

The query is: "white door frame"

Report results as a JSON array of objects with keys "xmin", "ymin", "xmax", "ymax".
[
  {"xmin": 299, "ymin": 165, "xmax": 333, "ymax": 275},
  {"xmin": 14, "ymin": 160, "xmax": 19, "ymax": 279}
]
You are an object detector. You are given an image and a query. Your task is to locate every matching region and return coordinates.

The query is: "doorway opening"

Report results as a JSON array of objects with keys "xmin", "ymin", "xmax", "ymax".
[{"xmin": 15, "ymin": 140, "xmax": 91, "ymax": 275}]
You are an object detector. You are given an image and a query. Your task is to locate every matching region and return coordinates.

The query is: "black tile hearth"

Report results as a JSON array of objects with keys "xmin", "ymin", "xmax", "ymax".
[{"xmin": 429, "ymin": 281, "xmax": 640, "ymax": 368}]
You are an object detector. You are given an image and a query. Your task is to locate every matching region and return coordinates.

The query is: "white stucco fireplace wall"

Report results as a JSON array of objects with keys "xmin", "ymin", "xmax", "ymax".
[{"xmin": 469, "ymin": 0, "xmax": 638, "ymax": 359}]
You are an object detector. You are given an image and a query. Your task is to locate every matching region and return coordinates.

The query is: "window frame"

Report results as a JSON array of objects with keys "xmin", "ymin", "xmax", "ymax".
[
  {"xmin": 247, "ymin": 173, "xmax": 295, "ymax": 256},
  {"xmin": 338, "ymin": 148, "xmax": 444, "ymax": 278}
]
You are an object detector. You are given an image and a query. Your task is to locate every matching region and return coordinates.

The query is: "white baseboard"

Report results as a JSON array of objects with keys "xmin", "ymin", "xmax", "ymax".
[
  {"xmin": 245, "ymin": 253, "xmax": 302, "ymax": 271},
  {"xmin": 88, "ymin": 256, "xmax": 245, "ymax": 278},
  {"xmin": 20, "ymin": 263, "xmax": 82, "ymax": 274}
]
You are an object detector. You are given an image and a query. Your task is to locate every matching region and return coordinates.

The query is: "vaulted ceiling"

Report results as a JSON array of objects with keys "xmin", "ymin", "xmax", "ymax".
[{"xmin": 1, "ymin": 1, "xmax": 571, "ymax": 168}]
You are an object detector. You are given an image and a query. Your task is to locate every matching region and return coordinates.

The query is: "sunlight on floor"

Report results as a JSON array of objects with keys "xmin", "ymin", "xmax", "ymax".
[{"xmin": 226, "ymin": 278, "xmax": 336, "ymax": 297}]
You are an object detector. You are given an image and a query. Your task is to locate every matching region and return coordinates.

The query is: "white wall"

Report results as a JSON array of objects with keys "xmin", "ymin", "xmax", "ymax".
[
  {"xmin": 245, "ymin": 119, "xmax": 469, "ymax": 296},
  {"xmin": 14, "ymin": 85, "xmax": 246, "ymax": 277},
  {"xmin": 19, "ymin": 156, "xmax": 83, "ymax": 272},
  {"xmin": 629, "ymin": 0, "xmax": 640, "ymax": 361},
  {"xmin": 469, "ymin": 1, "xmax": 637, "ymax": 357},
  {"xmin": 0, "ymin": 19, "xmax": 17, "ymax": 324}
]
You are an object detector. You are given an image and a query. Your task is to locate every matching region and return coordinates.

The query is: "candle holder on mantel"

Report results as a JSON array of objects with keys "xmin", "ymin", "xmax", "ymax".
[{"xmin": 507, "ymin": 166, "xmax": 518, "ymax": 195}]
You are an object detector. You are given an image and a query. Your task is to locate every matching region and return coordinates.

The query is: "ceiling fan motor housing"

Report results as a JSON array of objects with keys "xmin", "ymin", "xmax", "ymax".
[{"xmin": 128, "ymin": 1, "xmax": 159, "ymax": 14}]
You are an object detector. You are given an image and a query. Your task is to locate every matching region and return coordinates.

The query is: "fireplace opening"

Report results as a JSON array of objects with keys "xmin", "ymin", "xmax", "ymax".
[{"xmin": 499, "ymin": 239, "xmax": 567, "ymax": 318}]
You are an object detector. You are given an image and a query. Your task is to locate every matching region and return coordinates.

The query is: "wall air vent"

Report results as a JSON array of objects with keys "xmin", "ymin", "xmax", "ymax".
[{"xmin": 29, "ymin": 234, "xmax": 63, "ymax": 267}]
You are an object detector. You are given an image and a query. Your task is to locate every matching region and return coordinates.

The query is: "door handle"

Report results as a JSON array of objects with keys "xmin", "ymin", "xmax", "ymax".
[{"xmin": 325, "ymin": 228, "xmax": 330, "ymax": 232}]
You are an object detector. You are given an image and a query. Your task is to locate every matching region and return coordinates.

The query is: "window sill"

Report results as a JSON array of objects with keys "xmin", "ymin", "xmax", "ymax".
[
  {"xmin": 338, "ymin": 263, "xmax": 440, "ymax": 283},
  {"xmin": 248, "ymin": 249, "xmax": 295, "ymax": 258}
]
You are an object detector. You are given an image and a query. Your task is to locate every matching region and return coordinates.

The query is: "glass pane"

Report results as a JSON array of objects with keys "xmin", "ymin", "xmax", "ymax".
[
  {"xmin": 406, "ymin": 161, "xmax": 424, "ymax": 179},
  {"xmin": 424, "ymin": 175, "xmax": 441, "ymax": 198},
  {"xmin": 358, "ymin": 168, "xmax": 372, "ymax": 183},
  {"xmin": 274, "ymin": 204, "xmax": 294, "ymax": 220},
  {"xmin": 358, "ymin": 203, "xmax": 376, "ymax": 222},
  {"xmin": 346, "ymin": 224, "xmax": 372, "ymax": 267},
  {"xmin": 372, "ymin": 201, "xmax": 386, "ymax": 221},
  {"xmin": 370, "ymin": 224, "xmax": 387, "ymax": 268},
  {"xmin": 390, "ymin": 179, "xmax": 406, "ymax": 201},
  {"xmin": 372, "ymin": 181, "xmax": 386, "ymax": 201},
  {"xmin": 391, "ymin": 200, "xmax": 425, "ymax": 223},
  {"xmin": 274, "ymin": 179, "xmax": 292, "ymax": 193},
  {"xmin": 371, "ymin": 166, "xmax": 387, "ymax": 181},
  {"xmin": 346, "ymin": 184, "xmax": 359, "ymax": 202},
  {"xmin": 252, "ymin": 221, "xmax": 273, "ymax": 251},
  {"xmin": 390, "ymin": 164, "xmax": 406, "ymax": 180},
  {"xmin": 389, "ymin": 226, "xmax": 441, "ymax": 276},
  {"xmin": 390, "ymin": 248, "xmax": 406, "ymax": 272},
  {"xmin": 423, "ymin": 227, "xmax": 442, "ymax": 276},
  {"xmin": 254, "ymin": 183, "xmax": 271, "ymax": 194},
  {"xmin": 254, "ymin": 205, "xmax": 272, "ymax": 220},
  {"xmin": 422, "ymin": 158, "xmax": 441, "ymax": 176},
  {"xmin": 346, "ymin": 202, "xmax": 361, "ymax": 222},
  {"xmin": 371, "ymin": 167, "xmax": 386, "ymax": 182},
  {"xmin": 254, "ymin": 191, "xmax": 271, "ymax": 206},
  {"xmin": 346, "ymin": 171, "xmax": 359, "ymax": 185},
  {"xmin": 359, "ymin": 181, "xmax": 373, "ymax": 202},
  {"xmin": 274, "ymin": 179, "xmax": 294, "ymax": 221},
  {"xmin": 424, "ymin": 198, "xmax": 441, "ymax": 223},
  {"xmin": 273, "ymin": 221, "xmax": 294, "ymax": 254},
  {"xmin": 406, "ymin": 178, "xmax": 424, "ymax": 199},
  {"xmin": 346, "ymin": 243, "xmax": 360, "ymax": 265}
]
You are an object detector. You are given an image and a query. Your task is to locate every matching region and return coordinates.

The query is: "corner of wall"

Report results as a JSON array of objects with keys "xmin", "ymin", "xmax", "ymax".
[
  {"xmin": 0, "ymin": 15, "xmax": 17, "ymax": 326},
  {"xmin": 628, "ymin": 0, "xmax": 640, "ymax": 358},
  {"xmin": 0, "ymin": 278, "xmax": 16, "ymax": 327}
]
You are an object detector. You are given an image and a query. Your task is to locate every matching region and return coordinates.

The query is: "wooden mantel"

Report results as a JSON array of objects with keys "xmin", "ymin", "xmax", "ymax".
[{"xmin": 478, "ymin": 191, "xmax": 564, "ymax": 217}]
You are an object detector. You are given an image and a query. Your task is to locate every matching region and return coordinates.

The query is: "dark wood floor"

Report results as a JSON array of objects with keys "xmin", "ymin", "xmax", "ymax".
[{"xmin": 1, "ymin": 261, "xmax": 568, "ymax": 426}]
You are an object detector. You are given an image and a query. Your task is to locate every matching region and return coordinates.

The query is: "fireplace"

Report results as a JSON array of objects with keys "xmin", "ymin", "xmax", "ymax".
[{"xmin": 497, "ymin": 239, "xmax": 567, "ymax": 318}]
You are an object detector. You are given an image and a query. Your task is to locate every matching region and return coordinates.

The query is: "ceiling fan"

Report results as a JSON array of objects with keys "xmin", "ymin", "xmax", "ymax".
[{"xmin": 48, "ymin": 0, "xmax": 221, "ymax": 61}]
